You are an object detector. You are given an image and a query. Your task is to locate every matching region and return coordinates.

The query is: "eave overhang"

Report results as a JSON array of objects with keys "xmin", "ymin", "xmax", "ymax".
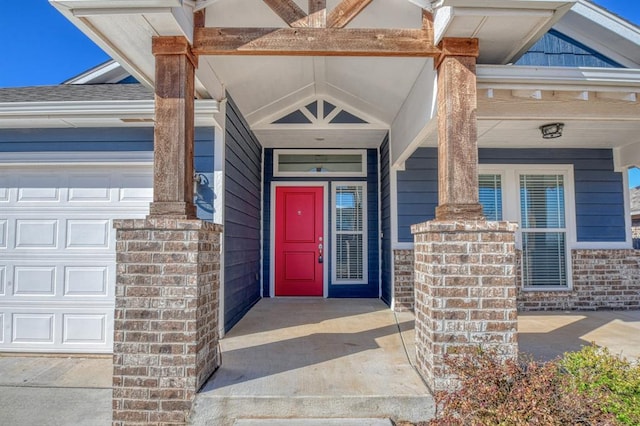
[
  {"xmin": 431, "ymin": 0, "xmax": 576, "ymax": 64},
  {"xmin": 0, "ymin": 99, "xmax": 219, "ymax": 128}
]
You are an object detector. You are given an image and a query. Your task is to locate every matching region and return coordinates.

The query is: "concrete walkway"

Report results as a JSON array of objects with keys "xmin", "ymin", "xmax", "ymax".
[
  {"xmin": 0, "ymin": 355, "xmax": 112, "ymax": 425},
  {"xmin": 1, "ymin": 303, "xmax": 639, "ymax": 425}
]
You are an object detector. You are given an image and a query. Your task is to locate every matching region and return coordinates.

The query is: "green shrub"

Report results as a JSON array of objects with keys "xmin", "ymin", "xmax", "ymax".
[
  {"xmin": 429, "ymin": 347, "xmax": 614, "ymax": 426},
  {"xmin": 561, "ymin": 345, "xmax": 640, "ymax": 425}
]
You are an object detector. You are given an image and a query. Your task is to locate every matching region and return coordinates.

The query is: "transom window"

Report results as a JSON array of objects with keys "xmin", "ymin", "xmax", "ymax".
[
  {"xmin": 332, "ymin": 183, "xmax": 367, "ymax": 284},
  {"xmin": 479, "ymin": 166, "xmax": 574, "ymax": 289},
  {"xmin": 274, "ymin": 150, "xmax": 366, "ymax": 177}
]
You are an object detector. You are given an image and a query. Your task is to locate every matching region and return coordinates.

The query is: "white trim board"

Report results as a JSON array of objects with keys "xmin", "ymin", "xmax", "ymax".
[{"xmin": 331, "ymin": 182, "xmax": 369, "ymax": 286}]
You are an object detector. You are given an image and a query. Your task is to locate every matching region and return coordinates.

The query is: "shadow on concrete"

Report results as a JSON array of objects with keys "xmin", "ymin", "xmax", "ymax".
[
  {"xmin": 202, "ymin": 322, "xmax": 406, "ymax": 393},
  {"xmin": 223, "ymin": 298, "xmax": 390, "ymax": 337},
  {"xmin": 518, "ymin": 311, "xmax": 640, "ymax": 362}
]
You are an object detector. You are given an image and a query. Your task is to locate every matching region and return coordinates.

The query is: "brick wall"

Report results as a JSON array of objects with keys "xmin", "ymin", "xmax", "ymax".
[
  {"xmin": 393, "ymin": 249, "xmax": 414, "ymax": 311},
  {"xmin": 395, "ymin": 247, "xmax": 640, "ymax": 312},
  {"xmin": 412, "ymin": 220, "xmax": 518, "ymax": 391},
  {"xmin": 112, "ymin": 218, "xmax": 222, "ymax": 424},
  {"xmin": 518, "ymin": 249, "xmax": 640, "ymax": 311}
]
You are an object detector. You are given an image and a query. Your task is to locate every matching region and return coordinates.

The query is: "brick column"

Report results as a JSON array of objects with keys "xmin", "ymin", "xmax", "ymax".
[
  {"xmin": 112, "ymin": 218, "xmax": 221, "ymax": 424},
  {"xmin": 412, "ymin": 221, "xmax": 518, "ymax": 392}
]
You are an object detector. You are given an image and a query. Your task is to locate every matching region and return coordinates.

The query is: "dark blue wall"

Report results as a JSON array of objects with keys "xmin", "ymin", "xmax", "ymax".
[
  {"xmin": 397, "ymin": 148, "xmax": 626, "ymax": 243},
  {"xmin": 263, "ymin": 148, "xmax": 380, "ymax": 298},
  {"xmin": 380, "ymin": 135, "xmax": 392, "ymax": 306},
  {"xmin": 516, "ymin": 29, "xmax": 622, "ymax": 68},
  {"xmin": 397, "ymin": 148, "xmax": 438, "ymax": 242},
  {"xmin": 0, "ymin": 127, "xmax": 216, "ymax": 220},
  {"xmin": 224, "ymin": 96, "xmax": 262, "ymax": 331}
]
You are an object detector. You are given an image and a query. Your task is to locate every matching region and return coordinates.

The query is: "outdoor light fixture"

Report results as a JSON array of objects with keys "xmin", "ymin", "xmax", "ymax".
[{"xmin": 539, "ymin": 122, "xmax": 565, "ymax": 139}]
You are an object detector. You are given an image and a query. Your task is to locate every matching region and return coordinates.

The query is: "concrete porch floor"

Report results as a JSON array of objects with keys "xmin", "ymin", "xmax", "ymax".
[{"xmin": 189, "ymin": 298, "xmax": 434, "ymax": 425}]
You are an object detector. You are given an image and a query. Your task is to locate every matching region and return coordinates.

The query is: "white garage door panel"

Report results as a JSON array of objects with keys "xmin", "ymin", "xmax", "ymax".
[
  {"xmin": 65, "ymin": 267, "xmax": 109, "ymax": 296},
  {"xmin": 14, "ymin": 267, "xmax": 56, "ymax": 295},
  {"xmin": 13, "ymin": 313, "xmax": 55, "ymax": 343},
  {"xmin": 0, "ymin": 163, "xmax": 151, "ymax": 353},
  {"xmin": 0, "ymin": 220, "xmax": 6, "ymax": 248},
  {"xmin": 66, "ymin": 220, "xmax": 110, "ymax": 248}
]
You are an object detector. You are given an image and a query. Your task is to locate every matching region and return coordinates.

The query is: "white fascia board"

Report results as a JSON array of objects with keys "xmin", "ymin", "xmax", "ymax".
[
  {"xmin": 477, "ymin": 65, "xmax": 640, "ymax": 91},
  {"xmin": 0, "ymin": 99, "xmax": 218, "ymax": 121},
  {"xmin": 390, "ymin": 60, "xmax": 438, "ymax": 168},
  {"xmin": 553, "ymin": 2, "xmax": 640, "ymax": 68},
  {"xmin": 433, "ymin": 0, "xmax": 573, "ymax": 9},
  {"xmin": 52, "ymin": 1, "xmax": 191, "ymax": 10}
]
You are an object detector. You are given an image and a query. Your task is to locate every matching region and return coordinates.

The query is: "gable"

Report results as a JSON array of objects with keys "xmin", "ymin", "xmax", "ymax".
[{"xmin": 515, "ymin": 29, "xmax": 623, "ymax": 68}]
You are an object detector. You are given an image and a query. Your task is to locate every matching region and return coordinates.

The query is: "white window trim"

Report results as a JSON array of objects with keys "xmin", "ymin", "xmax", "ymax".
[
  {"xmin": 273, "ymin": 149, "xmax": 367, "ymax": 177},
  {"xmin": 479, "ymin": 164, "xmax": 576, "ymax": 291},
  {"xmin": 269, "ymin": 182, "xmax": 329, "ymax": 298},
  {"xmin": 331, "ymin": 182, "xmax": 368, "ymax": 285}
]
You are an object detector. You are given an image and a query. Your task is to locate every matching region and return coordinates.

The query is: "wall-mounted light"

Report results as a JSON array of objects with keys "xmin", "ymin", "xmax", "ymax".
[{"xmin": 540, "ymin": 122, "xmax": 565, "ymax": 139}]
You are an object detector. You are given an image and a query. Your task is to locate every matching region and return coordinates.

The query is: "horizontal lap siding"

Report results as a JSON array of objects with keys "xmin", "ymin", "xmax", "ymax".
[
  {"xmin": 397, "ymin": 148, "xmax": 437, "ymax": 242},
  {"xmin": 396, "ymin": 148, "xmax": 626, "ymax": 243},
  {"xmin": 224, "ymin": 96, "xmax": 262, "ymax": 331},
  {"xmin": 380, "ymin": 135, "xmax": 392, "ymax": 305}
]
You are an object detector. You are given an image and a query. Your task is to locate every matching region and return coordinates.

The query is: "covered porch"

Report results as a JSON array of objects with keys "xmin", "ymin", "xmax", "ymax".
[{"xmin": 47, "ymin": 0, "xmax": 640, "ymax": 424}]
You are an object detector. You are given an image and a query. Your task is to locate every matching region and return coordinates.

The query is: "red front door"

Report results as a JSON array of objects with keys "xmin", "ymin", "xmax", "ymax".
[{"xmin": 275, "ymin": 186, "xmax": 324, "ymax": 296}]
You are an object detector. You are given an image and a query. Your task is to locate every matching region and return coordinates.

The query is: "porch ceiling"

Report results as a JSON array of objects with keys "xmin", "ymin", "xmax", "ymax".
[{"xmin": 50, "ymin": 0, "xmax": 576, "ymax": 149}]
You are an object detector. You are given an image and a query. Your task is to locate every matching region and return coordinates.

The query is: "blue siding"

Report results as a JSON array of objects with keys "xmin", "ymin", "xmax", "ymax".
[
  {"xmin": 224, "ymin": 95, "xmax": 262, "ymax": 332},
  {"xmin": 516, "ymin": 30, "xmax": 622, "ymax": 68},
  {"xmin": 380, "ymin": 135, "xmax": 392, "ymax": 306},
  {"xmin": 0, "ymin": 127, "xmax": 216, "ymax": 221},
  {"xmin": 263, "ymin": 149, "xmax": 380, "ymax": 298},
  {"xmin": 397, "ymin": 148, "xmax": 626, "ymax": 243},
  {"xmin": 397, "ymin": 148, "xmax": 438, "ymax": 242},
  {"xmin": 0, "ymin": 127, "xmax": 155, "ymax": 151}
]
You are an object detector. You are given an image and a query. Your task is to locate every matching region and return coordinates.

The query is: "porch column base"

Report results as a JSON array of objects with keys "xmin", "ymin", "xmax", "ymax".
[
  {"xmin": 148, "ymin": 201, "xmax": 197, "ymax": 219},
  {"xmin": 411, "ymin": 220, "xmax": 518, "ymax": 392},
  {"xmin": 112, "ymin": 218, "xmax": 222, "ymax": 425},
  {"xmin": 435, "ymin": 203, "xmax": 484, "ymax": 221}
]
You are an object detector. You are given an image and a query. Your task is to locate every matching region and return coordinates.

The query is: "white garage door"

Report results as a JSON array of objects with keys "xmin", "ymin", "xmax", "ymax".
[{"xmin": 0, "ymin": 161, "xmax": 152, "ymax": 353}]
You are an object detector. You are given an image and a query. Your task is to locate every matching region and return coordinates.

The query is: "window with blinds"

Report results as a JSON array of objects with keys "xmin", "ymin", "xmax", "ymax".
[
  {"xmin": 333, "ymin": 184, "xmax": 367, "ymax": 284},
  {"xmin": 519, "ymin": 174, "xmax": 568, "ymax": 287},
  {"xmin": 479, "ymin": 174, "xmax": 503, "ymax": 221}
]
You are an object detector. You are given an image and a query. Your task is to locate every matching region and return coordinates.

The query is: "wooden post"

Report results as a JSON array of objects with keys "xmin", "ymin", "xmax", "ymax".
[
  {"xmin": 149, "ymin": 36, "xmax": 197, "ymax": 219},
  {"xmin": 435, "ymin": 38, "xmax": 483, "ymax": 220}
]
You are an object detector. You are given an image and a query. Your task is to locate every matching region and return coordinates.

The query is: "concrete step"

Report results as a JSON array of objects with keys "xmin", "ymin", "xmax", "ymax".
[
  {"xmin": 234, "ymin": 419, "xmax": 393, "ymax": 425},
  {"xmin": 188, "ymin": 395, "xmax": 434, "ymax": 426}
]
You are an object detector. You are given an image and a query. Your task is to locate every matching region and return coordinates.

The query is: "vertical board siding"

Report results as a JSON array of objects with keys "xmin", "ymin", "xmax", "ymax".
[
  {"xmin": 0, "ymin": 127, "xmax": 216, "ymax": 222},
  {"xmin": 380, "ymin": 134, "xmax": 392, "ymax": 306},
  {"xmin": 396, "ymin": 148, "xmax": 626, "ymax": 243},
  {"xmin": 263, "ymin": 148, "xmax": 380, "ymax": 298},
  {"xmin": 224, "ymin": 95, "xmax": 262, "ymax": 331},
  {"xmin": 516, "ymin": 29, "xmax": 622, "ymax": 68},
  {"xmin": 397, "ymin": 147, "xmax": 438, "ymax": 242}
]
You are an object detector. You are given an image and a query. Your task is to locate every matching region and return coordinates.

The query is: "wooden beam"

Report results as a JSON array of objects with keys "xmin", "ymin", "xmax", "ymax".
[
  {"xmin": 327, "ymin": 0, "xmax": 373, "ymax": 29},
  {"xmin": 193, "ymin": 27, "xmax": 438, "ymax": 57},
  {"xmin": 149, "ymin": 36, "xmax": 197, "ymax": 219},
  {"xmin": 307, "ymin": 0, "xmax": 326, "ymax": 28},
  {"xmin": 435, "ymin": 37, "xmax": 483, "ymax": 220},
  {"xmin": 263, "ymin": 0, "xmax": 308, "ymax": 27}
]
